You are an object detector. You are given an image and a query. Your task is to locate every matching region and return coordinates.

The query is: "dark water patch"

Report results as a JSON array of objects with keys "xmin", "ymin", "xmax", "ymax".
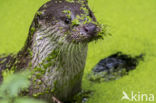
[{"xmin": 88, "ymin": 52, "xmax": 144, "ymax": 82}]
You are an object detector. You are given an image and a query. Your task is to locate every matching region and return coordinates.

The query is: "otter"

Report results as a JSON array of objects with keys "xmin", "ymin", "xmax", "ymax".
[{"xmin": 0, "ymin": 0, "xmax": 102, "ymax": 102}]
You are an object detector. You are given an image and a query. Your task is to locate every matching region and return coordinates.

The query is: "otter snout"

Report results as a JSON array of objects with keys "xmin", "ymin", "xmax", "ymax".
[{"xmin": 84, "ymin": 23, "xmax": 97, "ymax": 36}]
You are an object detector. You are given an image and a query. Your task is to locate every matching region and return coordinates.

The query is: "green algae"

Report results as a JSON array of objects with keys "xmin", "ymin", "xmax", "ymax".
[
  {"xmin": 66, "ymin": 0, "xmax": 74, "ymax": 3},
  {"xmin": 30, "ymin": 27, "xmax": 36, "ymax": 35},
  {"xmin": 72, "ymin": 15, "xmax": 81, "ymax": 26},
  {"xmin": 62, "ymin": 10, "xmax": 72, "ymax": 18},
  {"xmin": 0, "ymin": 58, "xmax": 7, "ymax": 64},
  {"xmin": 31, "ymin": 49, "xmax": 61, "ymax": 97},
  {"xmin": 36, "ymin": 11, "xmax": 43, "ymax": 16}
]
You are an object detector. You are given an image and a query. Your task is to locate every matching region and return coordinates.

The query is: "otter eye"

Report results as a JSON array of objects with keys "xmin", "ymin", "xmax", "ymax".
[{"xmin": 64, "ymin": 18, "xmax": 71, "ymax": 24}]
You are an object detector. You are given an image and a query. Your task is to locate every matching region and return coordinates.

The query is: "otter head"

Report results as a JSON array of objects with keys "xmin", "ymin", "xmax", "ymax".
[{"xmin": 30, "ymin": 0, "xmax": 101, "ymax": 44}]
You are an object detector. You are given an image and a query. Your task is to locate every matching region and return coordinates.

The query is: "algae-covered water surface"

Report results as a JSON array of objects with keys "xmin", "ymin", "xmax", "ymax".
[{"xmin": 0, "ymin": 0, "xmax": 156, "ymax": 103}]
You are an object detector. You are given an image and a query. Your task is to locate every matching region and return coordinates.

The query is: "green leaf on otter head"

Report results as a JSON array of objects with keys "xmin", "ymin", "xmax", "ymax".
[
  {"xmin": 62, "ymin": 10, "xmax": 71, "ymax": 18},
  {"xmin": 72, "ymin": 18, "xmax": 80, "ymax": 26},
  {"xmin": 62, "ymin": 10, "xmax": 71, "ymax": 14},
  {"xmin": 80, "ymin": 7, "xmax": 89, "ymax": 14},
  {"xmin": 83, "ymin": 16, "xmax": 92, "ymax": 24}
]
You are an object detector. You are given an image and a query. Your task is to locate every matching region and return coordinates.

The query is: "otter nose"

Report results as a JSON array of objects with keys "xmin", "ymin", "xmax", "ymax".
[{"xmin": 84, "ymin": 23, "xmax": 97, "ymax": 36}]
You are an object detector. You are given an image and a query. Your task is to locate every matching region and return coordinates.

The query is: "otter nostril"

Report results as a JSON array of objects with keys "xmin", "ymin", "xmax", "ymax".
[
  {"xmin": 84, "ymin": 23, "xmax": 97, "ymax": 35},
  {"xmin": 84, "ymin": 27, "xmax": 89, "ymax": 32}
]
